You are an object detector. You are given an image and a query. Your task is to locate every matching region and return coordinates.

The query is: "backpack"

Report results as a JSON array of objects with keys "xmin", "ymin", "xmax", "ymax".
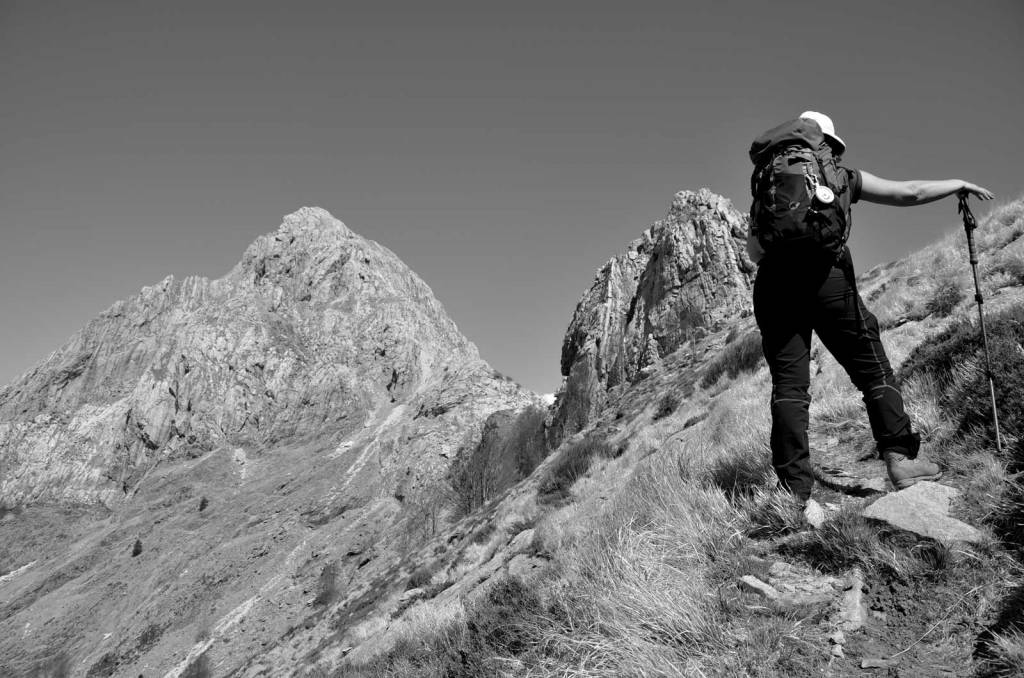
[{"xmin": 748, "ymin": 118, "xmax": 852, "ymax": 261}]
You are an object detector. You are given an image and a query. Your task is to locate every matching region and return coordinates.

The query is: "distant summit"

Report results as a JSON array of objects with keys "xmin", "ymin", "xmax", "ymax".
[{"xmin": 0, "ymin": 207, "xmax": 527, "ymax": 507}]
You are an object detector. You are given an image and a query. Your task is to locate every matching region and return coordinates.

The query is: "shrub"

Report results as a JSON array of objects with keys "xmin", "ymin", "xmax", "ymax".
[
  {"xmin": 708, "ymin": 445, "xmax": 773, "ymax": 501},
  {"xmin": 30, "ymin": 653, "xmax": 70, "ymax": 678},
  {"xmin": 537, "ymin": 435, "xmax": 617, "ymax": 504},
  {"xmin": 978, "ymin": 585, "xmax": 1024, "ymax": 676},
  {"xmin": 990, "ymin": 447, "xmax": 1024, "ymax": 550},
  {"xmin": 924, "ymin": 278, "xmax": 962, "ymax": 317},
  {"xmin": 85, "ymin": 652, "xmax": 118, "ymax": 678},
  {"xmin": 423, "ymin": 578, "xmax": 454, "ymax": 599},
  {"xmin": 506, "ymin": 515, "xmax": 539, "ymax": 535},
  {"xmin": 979, "ymin": 629, "xmax": 1024, "ymax": 678},
  {"xmin": 406, "ymin": 564, "xmax": 436, "ymax": 590},
  {"xmin": 180, "ymin": 651, "xmax": 211, "ymax": 678},
  {"xmin": 776, "ymin": 507, "xmax": 888, "ymax": 575},
  {"xmin": 131, "ymin": 539, "xmax": 142, "ymax": 557},
  {"xmin": 985, "ymin": 251, "xmax": 1024, "ymax": 286},
  {"xmin": 985, "ymin": 200, "xmax": 1024, "ymax": 249},
  {"xmin": 743, "ymin": 490, "xmax": 805, "ymax": 540},
  {"xmin": 469, "ymin": 522, "xmax": 497, "ymax": 544},
  {"xmin": 360, "ymin": 575, "xmax": 551, "ymax": 676},
  {"xmin": 701, "ymin": 330, "xmax": 764, "ymax": 388},
  {"xmin": 652, "ymin": 393, "xmax": 680, "ymax": 421},
  {"xmin": 451, "ymin": 405, "xmax": 549, "ymax": 515},
  {"xmin": 313, "ymin": 562, "xmax": 339, "ymax": 606},
  {"xmin": 899, "ymin": 306, "xmax": 1024, "ymax": 448},
  {"xmin": 198, "ymin": 496, "xmax": 208, "ymax": 512}
]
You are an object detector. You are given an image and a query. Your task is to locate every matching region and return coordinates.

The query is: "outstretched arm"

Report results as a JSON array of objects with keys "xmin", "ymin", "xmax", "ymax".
[{"xmin": 860, "ymin": 170, "xmax": 994, "ymax": 206}]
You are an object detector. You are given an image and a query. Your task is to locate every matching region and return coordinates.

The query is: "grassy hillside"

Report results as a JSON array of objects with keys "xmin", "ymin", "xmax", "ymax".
[{"xmin": 329, "ymin": 196, "xmax": 1024, "ymax": 677}]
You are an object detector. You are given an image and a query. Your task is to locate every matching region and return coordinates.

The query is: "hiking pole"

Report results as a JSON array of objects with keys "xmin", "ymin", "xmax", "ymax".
[{"xmin": 958, "ymin": 194, "xmax": 1003, "ymax": 453}]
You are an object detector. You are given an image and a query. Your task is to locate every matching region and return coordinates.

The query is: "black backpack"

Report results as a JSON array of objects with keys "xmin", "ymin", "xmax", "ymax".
[{"xmin": 748, "ymin": 118, "xmax": 853, "ymax": 261}]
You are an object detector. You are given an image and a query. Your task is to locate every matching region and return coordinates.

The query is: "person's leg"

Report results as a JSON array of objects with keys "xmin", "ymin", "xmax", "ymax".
[
  {"xmin": 754, "ymin": 264, "xmax": 815, "ymax": 501},
  {"xmin": 812, "ymin": 260, "xmax": 940, "ymax": 487},
  {"xmin": 812, "ymin": 265, "xmax": 913, "ymax": 447}
]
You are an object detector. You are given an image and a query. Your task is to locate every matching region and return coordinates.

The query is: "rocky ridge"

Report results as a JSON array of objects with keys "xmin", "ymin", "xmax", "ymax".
[
  {"xmin": 551, "ymin": 188, "xmax": 755, "ymax": 444},
  {"xmin": 0, "ymin": 207, "xmax": 535, "ymax": 677},
  {"xmin": 0, "ymin": 207, "xmax": 513, "ymax": 508}
]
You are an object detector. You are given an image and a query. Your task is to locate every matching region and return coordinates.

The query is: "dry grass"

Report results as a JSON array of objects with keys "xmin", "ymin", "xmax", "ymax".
[
  {"xmin": 537, "ymin": 434, "xmax": 619, "ymax": 505},
  {"xmin": 981, "ymin": 628, "xmax": 1024, "ymax": 677},
  {"xmin": 700, "ymin": 330, "xmax": 764, "ymax": 388},
  {"xmin": 870, "ymin": 195, "xmax": 1024, "ymax": 330},
  {"xmin": 343, "ymin": 197, "xmax": 1024, "ymax": 677},
  {"xmin": 529, "ymin": 455, "xmax": 747, "ymax": 676}
]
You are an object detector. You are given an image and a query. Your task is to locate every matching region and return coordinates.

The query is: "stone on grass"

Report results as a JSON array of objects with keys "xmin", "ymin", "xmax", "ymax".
[
  {"xmin": 738, "ymin": 575, "xmax": 781, "ymax": 600},
  {"xmin": 398, "ymin": 587, "xmax": 424, "ymax": 604},
  {"xmin": 767, "ymin": 560, "xmax": 842, "ymax": 606},
  {"xmin": 506, "ymin": 554, "xmax": 546, "ymax": 581},
  {"xmin": 508, "ymin": 528, "xmax": 535, "ymax": 554},
  {"xmin": 862, "ymin": 481, "xmax": 984, "ymax": 545},
  {"xmin": 834, "ymin": 568, "xmax": 867, "ymax": 632}
]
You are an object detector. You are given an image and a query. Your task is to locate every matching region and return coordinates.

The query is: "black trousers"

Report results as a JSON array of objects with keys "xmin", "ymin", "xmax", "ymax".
[{"xmin": 753, "ymin": 250, "xmax": 917, "ymax": 500}]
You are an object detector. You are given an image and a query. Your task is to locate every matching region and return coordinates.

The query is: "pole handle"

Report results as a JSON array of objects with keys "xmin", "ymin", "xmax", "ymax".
[{"xmin": 959, "ymin": 195, "xmax": 979, "ymax": 264}]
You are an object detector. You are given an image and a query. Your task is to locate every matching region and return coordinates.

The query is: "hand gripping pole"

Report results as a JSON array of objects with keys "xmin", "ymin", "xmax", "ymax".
[{"xmin": 958, "ymin": 194, "xmax": 1002, "ymax": 453}]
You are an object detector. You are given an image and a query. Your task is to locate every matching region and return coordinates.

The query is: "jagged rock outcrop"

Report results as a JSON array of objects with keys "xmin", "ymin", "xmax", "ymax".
[
  {"xmin": 552, "ymin": 188, "xmax": 756, "ymax": 442},
  {"xmin": 0, "ymin": 207, "xmax": 529, "ymax": 507}
]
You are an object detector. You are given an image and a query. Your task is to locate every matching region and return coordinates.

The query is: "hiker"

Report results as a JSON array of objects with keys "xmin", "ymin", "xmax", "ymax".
[{"xmin": 747, "ymin": 111, "xmax": 993, "ymax": 525}]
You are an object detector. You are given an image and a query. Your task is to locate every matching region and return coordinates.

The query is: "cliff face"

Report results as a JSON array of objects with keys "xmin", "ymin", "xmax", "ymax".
[
  {"xmin": 552, "ymin": 189, "xmax": 756, "ymax": 442},
  {"xmin": 0, "ymin": 207, "xmax": 521, "ymax": 508}
]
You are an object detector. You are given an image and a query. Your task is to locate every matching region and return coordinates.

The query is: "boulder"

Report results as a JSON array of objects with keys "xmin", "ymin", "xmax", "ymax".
[{"xmin": 862, "ymin": 481, "xmax": 984, "ymax": 544}]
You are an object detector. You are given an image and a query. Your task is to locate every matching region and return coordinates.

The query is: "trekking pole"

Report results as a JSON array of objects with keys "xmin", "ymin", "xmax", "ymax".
[{"xmin": 958, "ymin": 194, "xmax": 1003, "ymax": 453}]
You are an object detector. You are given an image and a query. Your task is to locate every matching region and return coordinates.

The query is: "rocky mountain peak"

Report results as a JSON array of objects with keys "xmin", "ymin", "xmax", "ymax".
[
  {"xmin": 666, "ymin": 187, "xmax": 740, "ymax": 221},
  {"xmin": 0, "ymin": 208, "xmax": 517, "ymax": 507},
  {"xmin": 0, "ymin": 206, "xmax": 543, "ymax": 676},
  {"xmin": 281, "ymin": 205, "xmax": 353, "ymax": 235},
  {"xmin": 551, "ymin": 188, "xmax": 756, "ymax": 442}
]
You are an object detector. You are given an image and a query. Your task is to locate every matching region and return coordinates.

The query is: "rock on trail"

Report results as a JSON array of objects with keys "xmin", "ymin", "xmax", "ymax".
[{"xmin": 862, "ymin": 481, "xmax": 985, "ymax": 545}]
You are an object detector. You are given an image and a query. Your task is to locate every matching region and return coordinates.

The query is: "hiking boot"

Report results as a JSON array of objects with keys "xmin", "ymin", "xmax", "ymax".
[{"xmin": 882, "ymin": 450, "xmax": 942, "ymax": 490}]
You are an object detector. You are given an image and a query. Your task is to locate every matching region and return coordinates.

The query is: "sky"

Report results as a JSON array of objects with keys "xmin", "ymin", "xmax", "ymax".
[{"xmin": 1, "ymin": 1, "xmax": 1022, "ymax": 394}]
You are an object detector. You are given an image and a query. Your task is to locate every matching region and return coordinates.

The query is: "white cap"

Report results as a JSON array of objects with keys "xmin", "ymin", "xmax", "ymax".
[{"xmin": 799, "ymin": 110, "xmax": 846, "ymax": 153}]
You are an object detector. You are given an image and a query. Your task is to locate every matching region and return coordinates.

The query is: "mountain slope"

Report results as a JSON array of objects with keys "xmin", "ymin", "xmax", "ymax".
[
  {"xmin": 0, "ymin": 208, "xmax": 536, "ymax": 677},
  {"xmin": 4, "ymin": 193, "xmax": 1024, "ymax": 677},
  {"xmin": 329, "ymin": 194, "xmax": 1024, "ymax": 677},
  {"xmin": 0, "ymin": 207, "xmax": 502, "ymax": 508}
]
